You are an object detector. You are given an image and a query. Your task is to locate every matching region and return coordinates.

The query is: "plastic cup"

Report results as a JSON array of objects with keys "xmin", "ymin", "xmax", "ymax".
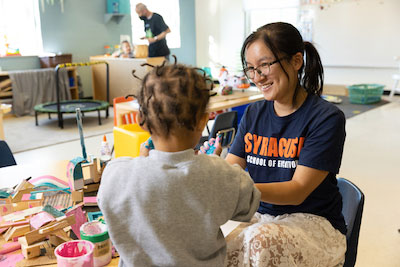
[{"xmin": 55, "ymin": 240, "xmax": 95, "ymax": 267}]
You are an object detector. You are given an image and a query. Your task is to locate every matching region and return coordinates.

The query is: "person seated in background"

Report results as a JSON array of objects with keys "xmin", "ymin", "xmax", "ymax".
[{"xmin": 112, "ymin": 40, "xmax": 134, "ymax": 58}]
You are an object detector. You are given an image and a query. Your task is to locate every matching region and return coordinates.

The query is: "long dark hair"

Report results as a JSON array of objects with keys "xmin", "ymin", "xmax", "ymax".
[{"xmin": 241, "ymin": 22, "xmax": 324, "ymax": 104}]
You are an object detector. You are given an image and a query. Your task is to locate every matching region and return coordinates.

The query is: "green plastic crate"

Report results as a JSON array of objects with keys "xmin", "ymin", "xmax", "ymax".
[{"xmin": 347, "ymin": 84, "xmax": 384, "ymax": 104}]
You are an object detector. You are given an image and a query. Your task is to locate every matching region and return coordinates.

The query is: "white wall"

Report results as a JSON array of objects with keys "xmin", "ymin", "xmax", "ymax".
[
  {"xmin": 195, "ymin": 0, "xmax": 244, "ymax": 77},
  {"xmin": 195, "ymin": 0, "xmax": 398, "ymax": 89}
]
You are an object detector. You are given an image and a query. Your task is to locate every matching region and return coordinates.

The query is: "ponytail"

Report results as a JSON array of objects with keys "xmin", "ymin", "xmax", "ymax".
[{"xmin": 301, "ymin": 41, "xmax": 324, "ymax": 96}]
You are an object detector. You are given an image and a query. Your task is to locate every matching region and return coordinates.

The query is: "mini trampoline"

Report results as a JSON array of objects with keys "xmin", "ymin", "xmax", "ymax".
[{"xmin": 34, "ymin": 61, "xmax": 110, "ymax": 129}]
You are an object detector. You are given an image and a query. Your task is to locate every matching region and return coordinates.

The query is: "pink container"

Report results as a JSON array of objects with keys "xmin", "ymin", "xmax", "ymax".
[{"xmin": 55, "ymin": 240, "xmax": 95, "ymax": 267}]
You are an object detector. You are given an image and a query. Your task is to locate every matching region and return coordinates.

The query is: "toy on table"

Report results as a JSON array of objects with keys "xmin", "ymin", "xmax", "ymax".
[
  {"xmin": 200, "ymin": 134, "xmax": 222, "ymax": 155},
  {"xmin": 67, "ymin": 108, "xmax": 102, "ymax": 203},
  {"xmin": 218, "ymin": 66, "xmax": 250, "ymax": 94},
  {"xmin": 144, "ymin": 137, "xmax": 155, "ymax": 150}
]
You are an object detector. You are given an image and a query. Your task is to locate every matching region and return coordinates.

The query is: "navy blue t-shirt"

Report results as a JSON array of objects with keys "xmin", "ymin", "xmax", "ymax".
[
  {"xmin": 143, "ymin": 13, "xmax": 170, "ymax": 57},
  {"xmin": 229, "ymin": 94, "xmax": 347, "ymax": 235}
]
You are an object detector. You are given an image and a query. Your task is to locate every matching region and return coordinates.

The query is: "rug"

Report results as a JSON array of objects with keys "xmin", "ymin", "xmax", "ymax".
[
  {"xmin": 3, "ymin": 108, "xmax": 114, "ymax": 153},
  {"xmin": 328, "ymin": 95, "xmax": 390, "ymax": 119}
]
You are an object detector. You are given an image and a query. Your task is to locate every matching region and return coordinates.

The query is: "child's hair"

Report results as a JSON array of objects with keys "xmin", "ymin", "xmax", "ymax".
[
  {"xmin": 132, "ymin": 58, "xmax": 213, "ymax": 137},
  {"xmin": 241, "ymin": 22, "xmax": 324, "ymax": 104}
]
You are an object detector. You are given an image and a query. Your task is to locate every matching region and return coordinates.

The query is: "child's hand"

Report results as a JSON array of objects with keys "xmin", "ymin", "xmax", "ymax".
[
  {"xmin": 140, "ymin": 137, "xmax": 154, "ymax": 157},
  {"xmin": 199, "ymin": 135, "xmax": 222, "ymax": 156}
]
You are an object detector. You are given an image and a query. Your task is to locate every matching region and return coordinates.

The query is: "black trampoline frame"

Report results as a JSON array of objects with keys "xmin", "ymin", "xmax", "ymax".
[{"xmin": 34, "ymin": 61, "xmax": 110, "ymax": 129}]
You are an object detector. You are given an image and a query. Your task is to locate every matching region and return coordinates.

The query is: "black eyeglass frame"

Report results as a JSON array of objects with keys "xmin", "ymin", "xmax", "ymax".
[{"xmin": 244, "ymin": 57, "xmax": 288, "ymax": 80}]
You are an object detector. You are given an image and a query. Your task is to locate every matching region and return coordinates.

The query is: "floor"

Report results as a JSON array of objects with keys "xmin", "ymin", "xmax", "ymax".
[{"xmin": 9, "ymin": 95, "xmax": 400, "ymax": 267}]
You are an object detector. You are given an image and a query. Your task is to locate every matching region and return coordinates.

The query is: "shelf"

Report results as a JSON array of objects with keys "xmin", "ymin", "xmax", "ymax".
[{"xmin": 104, "ymin": 13, "xmax": 125, "ymax": 24}]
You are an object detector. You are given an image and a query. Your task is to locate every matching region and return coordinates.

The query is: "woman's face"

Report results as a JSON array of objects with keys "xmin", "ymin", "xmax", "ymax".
[{"xmin": 245, "ymin": 39, "xmax": 297, "ymax": 104}]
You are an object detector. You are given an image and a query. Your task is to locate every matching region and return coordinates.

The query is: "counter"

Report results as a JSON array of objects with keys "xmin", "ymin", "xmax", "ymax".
[{"xmin": 90, "ymin": 56, "xmax": 165, "ymax": 104}]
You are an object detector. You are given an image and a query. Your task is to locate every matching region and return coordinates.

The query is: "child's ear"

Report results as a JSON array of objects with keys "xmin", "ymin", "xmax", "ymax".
[
  {"xmin": 136, "ymin": 113, "xmax": 149, "ymax": 131},
  {"xmin": 196, "ymin": 113, "xmax": 209, "ymax": 131}
]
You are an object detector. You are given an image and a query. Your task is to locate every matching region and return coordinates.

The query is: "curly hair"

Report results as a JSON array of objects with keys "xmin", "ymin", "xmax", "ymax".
[{"xmin": 133, "ymin": 59, "xmax": 213, "ymax": 137}]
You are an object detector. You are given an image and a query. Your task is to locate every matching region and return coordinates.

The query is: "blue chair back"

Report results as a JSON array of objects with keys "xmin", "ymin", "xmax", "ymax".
[
  {"xmin": 209, "ymin": 111, "xmax": 237, "ymax": 147},
  {"xmin": 0, "ymin": 140, "xmax": 16, "ymax": 168},
  {"xmin": 337, "ymin": 178, "xmax": 365, "ymax": 267}
]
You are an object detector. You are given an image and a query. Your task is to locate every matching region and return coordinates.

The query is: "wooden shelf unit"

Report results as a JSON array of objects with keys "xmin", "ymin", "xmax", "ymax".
[
  {"xmin": 66, "ymin": 67, "xmax": 79, "ymax": 99},
  {"xmin": 0, "ymin": 67, "xmax": 79, "ymax": 100}
]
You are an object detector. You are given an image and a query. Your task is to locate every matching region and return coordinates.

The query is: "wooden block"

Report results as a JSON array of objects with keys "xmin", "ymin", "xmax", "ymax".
[
  {"xmin": 21, "ymin": 215, "xmax": 75, "ymax": 246},
  {"xmin": 14, "ymin": 179, "xmax": 35, "ymax": 193},
  {"xmin": 21, "ymin": 193, "xmax": 43, "ymax": 202},
  {"xmin": 65, "ymin": 204, "xmax": 86, "ymax": 238},
  {"xmin": 0, "ymin": 203, "xmax": 14, "ymax": 216},
  {"xmin": 51, "ymin": 229, "xmax": 72, "ymax": 242},
  {"xmin": 83, "ymin": 196, "xmax": 97, "ymax": 206},
  {"xmin": 12, "ymin": 188, "xmax": 34, "ymax": 203},
  {"xmin": 0, "ymin": 220, "xmax": 30, "ymax": 229},
  {"xmin": 30, "ymin": 211, "xmax": 55, "ymax": 230},
  {"xmin": 4, "ymin": 224, "xmax": 31, "ymax": 241},
  {"xmin": 12, "ymin": 200, "xmax": 42, "ymax": 212},
  {"xmin": 48, "ymin": 234, "xmax": 67, "ymax": 247},
  {"xmin": 83, "ymin": 183, "xmax": 100, "ymax": 193},
  {"xmin": 0, "ymin": 197, "xmax": 12, "ymax": 205},
  {"xmin": 2, "ymin": 206, "xmax": 43, "ymax": 222},
  {"xmin": 21, "ymin": 241, "xmax": 47, "ymax": 259},
  {"xmin": 71, "ymin": 190, "xmax": 83, "ymax": 203}
]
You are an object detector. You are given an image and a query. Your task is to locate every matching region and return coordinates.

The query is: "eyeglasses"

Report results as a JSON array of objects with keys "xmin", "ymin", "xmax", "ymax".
[{"xmin": 244, "ymin": 58, "xmax": 284, "ymax": 80}]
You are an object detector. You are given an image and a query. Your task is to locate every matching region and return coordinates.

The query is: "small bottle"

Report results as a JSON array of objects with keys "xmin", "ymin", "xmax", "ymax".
[{"xmin": 101, "ymin": 135, "xmax": 111, "ymax": 157}]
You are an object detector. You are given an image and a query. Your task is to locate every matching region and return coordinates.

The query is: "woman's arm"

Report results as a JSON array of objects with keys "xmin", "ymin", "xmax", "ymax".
[
  {"xmin": 225, "ymin": 153, "xmax": 328, "ymax": 206},
  {"xmin": 225, "ymin": 153, "xmax": 246, "ymax": 169},
  {"xmin": 255, "ymin": 165, "xmax": 328, "ymax": 205}
]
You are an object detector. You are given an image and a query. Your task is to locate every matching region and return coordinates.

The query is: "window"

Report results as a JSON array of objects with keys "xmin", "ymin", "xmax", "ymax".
[
  {"xmin": 0, "ymin": 0, "xmax": 43, "ymax": 56},
  {"xmin": 130, "ymin": 0, "xmax": 181, "ymax": 49}
]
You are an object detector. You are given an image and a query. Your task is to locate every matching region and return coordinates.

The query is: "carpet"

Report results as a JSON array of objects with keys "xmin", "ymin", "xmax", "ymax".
[
  {"xmin": 3, "ymin": 108, "xmax": 114, "ymax": 153},
  {"xmin": 329, "ymin": 96, "xmax": 390, "ymax": 119}
]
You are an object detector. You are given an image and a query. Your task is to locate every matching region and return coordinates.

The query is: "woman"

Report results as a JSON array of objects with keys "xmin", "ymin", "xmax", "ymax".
[{"xmin": 223, "ymin": 22, "xmax": 347, "ymax": 266}]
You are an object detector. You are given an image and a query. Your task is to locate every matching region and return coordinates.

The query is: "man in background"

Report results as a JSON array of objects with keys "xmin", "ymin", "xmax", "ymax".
[{"xmin": 135, "ymin": 3, "xmax": 171, "ymax": 60}]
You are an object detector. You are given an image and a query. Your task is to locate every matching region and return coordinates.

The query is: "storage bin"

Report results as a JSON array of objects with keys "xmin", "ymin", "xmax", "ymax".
[
  {"xmin": 347, "ymin": 84, "xmax": 384, "ymax": 104},
  {"xmin": 113, "ymin": 124, "xmax": 150, "ymax": 158}
]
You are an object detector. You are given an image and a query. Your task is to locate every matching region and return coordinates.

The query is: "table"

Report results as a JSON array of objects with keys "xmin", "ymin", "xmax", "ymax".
[
  {"xmin": 0, "ymin": 161, "xmax": 120, "ymax": 266},
  {"xmin": 0, "ymin": 104, "xmax": 11, "ymax": 140},
  {"xmin": 0, "ymin": 160, "xmax": 240, "ymax": 266},
  {"xmin": 114, "ymin": 87, "xmax": 264, "ymax": 126}
]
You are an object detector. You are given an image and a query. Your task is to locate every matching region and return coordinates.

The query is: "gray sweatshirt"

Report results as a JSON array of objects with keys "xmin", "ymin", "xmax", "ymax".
[{"xmin": 98, "ymin": 149, "xmax": 260, "ymax": 267}]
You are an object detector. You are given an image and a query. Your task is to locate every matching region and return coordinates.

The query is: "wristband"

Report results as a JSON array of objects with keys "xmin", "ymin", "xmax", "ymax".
[{"xmin": 154, "ymin": 36, "xmax": 158, "ymax": 41}]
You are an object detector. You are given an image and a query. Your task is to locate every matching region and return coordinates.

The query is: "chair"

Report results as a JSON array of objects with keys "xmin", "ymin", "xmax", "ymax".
[
  {"xmin": 113, "ymin": 96, "xmax": 137, "ymax": 126},
  {"xmin": 337, "ymin": 177, "xmax": 365, "ymax": 267},
  {"xmin": 0, "ymin": 140, "xmax": 16, "ymax": 168},
  {"xmin": 197, "ymin": 111, "xmax": 238, "ymax": 150}
]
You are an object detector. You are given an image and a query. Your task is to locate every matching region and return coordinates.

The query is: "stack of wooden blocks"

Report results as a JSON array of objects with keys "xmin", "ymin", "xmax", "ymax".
[{"xmin": 0, "ymin": 156, "xmax": 107, "ymax": 265}]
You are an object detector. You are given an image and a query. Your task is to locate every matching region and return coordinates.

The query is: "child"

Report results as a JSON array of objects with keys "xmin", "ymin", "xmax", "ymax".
[{"xmin": 98, "ymin": 60, "xmax": 261, "ymax": 267}]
